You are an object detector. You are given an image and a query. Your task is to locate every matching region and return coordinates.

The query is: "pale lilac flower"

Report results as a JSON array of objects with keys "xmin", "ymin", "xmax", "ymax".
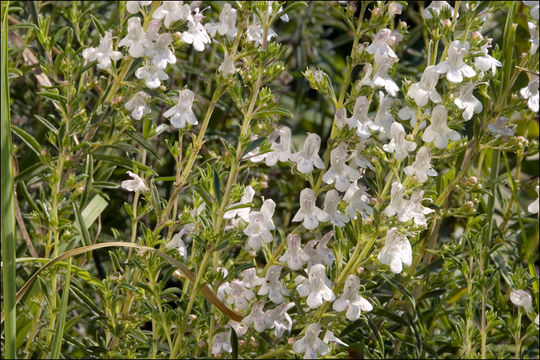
[
  {"xmin": 218, "ymin": 52, "xmax": 237, "ymax": 76},
  {"xmin": 404, "ymin": 190, "xmax": 435, "ymax": 226},
  {"xmin": 423, "ymin": 1, "xmax": 456, "ymax": 20},
  {"xmin": 204, "ymin": 3, "xmax": 237, "ymax": 39},
  {"xmin": 346, "ymin": 96, "xmax": 375, "ymax": 138},
  {"xmin": 125, "ymin": 91, "xmax": 151, "ymax": 120},
  {"xmin": 246, "ymin": 16, "xmax": 276, "ymax": 46},
  {"xmin": 145, "ymin": 19, "xmax": 161, "ymax": 42},
  {"xmin": 474, "ymin": 38, "xmax": 502, "ymax": 76},
  {"xmin": 322, "ymin": 143, "xmax": 362, "ymax": 192},
  {"xmin": 304, "ymin": 232, "xmax": 335, "ymax": 268},
  {"xmin": 524, "ymin": 1, "xmax": 539, "ymax": 20},
  {"xmin": 258, "ymin": 265, "xmax": 288, "ymax": 304},
  {"xmin": 510, "ymin": 289, "xmax": 534, "ymax": 313},
  {"xmin": 357, "ymin": 63, "xmax": 375, "ymax": 89},
  {"xmin": 349, "ymin": 140, "xmax": 374, "ymax": 171},
  {"xmin": 344, "ymin": 181, "xmax": 373, "ymax": 220},
  {"xmin": 126, "ymin": 1, "xmax": 152, "ymax": 14},
  {"xmin": 268, "ymin": 2, "xmax": 290, "ymax": 22},
  {"xmin": 323, "ymin": 190, "xmax": 350, "ymax": 227},
  {"xmin": 279, "ymin": 234, "xmax": 309, "ymax": 270},
  {"xmin": 218, "ymin": 279, "xmax": 255, "ymax": 311},
  {"xmin": 292, "ymin": 323, "xmax": 330, "ymax": 359},
  {"xmin": 243, "ymin": 301, "xmax": 268, "ymax": 332},
  {"xmin": 153, "ymin": 1, "xmax": 191, "ymax": 27},
  {"xmin": 404, "ymin": 146, "xmax": 437, "ymax": 184},
  {"xmin": 366, "ymin": 29, "xmax": 397, "ymax": 60},
  {"xmin": 243, "ymin": 199, "xmax": 276, "ymax": 250},
  {"xmin": 528, "ymin": 185, "xmax": 539, "ymax": 214},
  {"xmin": 333, "ymin": 275, "xmax": 373, "ymax": 321},
  {"xmin": 296, "ymin": 264, "xmax": 335, "ymax": 309},
  {"xmin": 292, "ymin": 188, "xmax": 329, "ymax": 230},
  {"xmin": 436, "ymin": 40, "xmax": 475, "ymax": 83},
  {"xmin": 454, "ymin": 82, "xmax": 482, "ymax": 121},
  {"xmin": 166, "ymin": 231, "xmax": 188, "ymax": 259},
  {"xmin": 291, "ymin": 133, "xmax": 325, "ymax": 174},
  {"xmin": 118, "ymin": 17, "xmax": 147, "ymax": 58},
  {"xmin": 383, "ymin": 182, "xmax": 409, "ymax": 220},
  {"xmin": 121, "ymin": 171, "xmax": 148, "ymax": 192},
  {"xmin": 422, "ymin": 104, "xmax": 461, "ymax": 149},
  {"xmin": 146, "ymin": 33, "xmax": 176, "ymax": 68},
  {"xmin": 520, "ymin": 75, "xmax": 539, "ymax": 113},
  {"xmin": 239, "ymin": 268, "xmax": 264, "ymax": 289},
  {"xmin": 265, "ymin": 302, "xmax": 294, "ymax": 338},
  {"xmin": 227, "ymin": 320, "xmax": 248, "ymax": 337},
  {"xmin": 388, "ymin": 3, "xmax": 403, "ymax": 17},
  {"xmin": 373, "ymin": 55, "xmax": 399, "ymax": 96},
  {"xmin": 182, "ymin": 16, "xmax": 211, "ymax": 52},
  {"xmin": 164, "ymin": 89, "xmax": 198, "ymax": 128},
  {"xmin": 212, "ymin": 331, "xmax": 232, "ymax": 356},
  {"xmin": 82, "ymin": 31, "xmax": 123, "ymax": 70},
  {"xmin": 383, "ymin": 122, "xmax": 417, "ymax": 161},
  {"xmin": 135, "ymin": 62, "xmax": 169, "ymax": 88},
  {"xmin": 528, "ymin": 21, "xmax": 539, "ymax": 55},
  {"xmin": 323, "ymin": 330, "xmax": 348, "ymax": 347},
  {"xmin": 408, "ymin": 65, "xmax": 442, "ymax": 107},
  {"xmin": 398, "ymin": 106, "xmax": 423, "ymax": 128},
  {"xmin": 373, "ymin": 91, "xmax": 395, "ymax": 138},
  {"xmin": 334, "ymin": 108, "xmax": 347, "ymax": 129},
  {"xmin": 223, "ymin": 185, "xmax": 255, "ymax": 222},
  {"xmin": 378, "ymin": 227, "xmax": 412, "ymax": 274},
  {"xmin": 264, "ymin": 126, "xmax": 292, "ymax": 166},
  {"xmin": 488, "ymin": 116, "xmax": 515, "ymax": 137}
]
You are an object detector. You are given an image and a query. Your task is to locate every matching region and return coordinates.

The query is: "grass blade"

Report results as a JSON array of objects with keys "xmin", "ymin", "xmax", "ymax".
[
  {"xmin": 50, "ymin": 258, "xmax": 72, "ymax": 358},
  {"xmin": 1, "ymin": 2, "xmax": 17, "ymax": 358}
]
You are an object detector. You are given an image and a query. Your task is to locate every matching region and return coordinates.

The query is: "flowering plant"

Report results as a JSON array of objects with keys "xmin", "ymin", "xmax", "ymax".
[{"xmin": 1, "ymin": 1, "xmax": 539, "ymax": 359}]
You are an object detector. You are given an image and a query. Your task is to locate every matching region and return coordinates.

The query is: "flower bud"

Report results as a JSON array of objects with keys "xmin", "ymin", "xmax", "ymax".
[
  {"xmin": 197, "ymin": 341, "xmax": 206, "ymax": 348},
  {"xmin": 239, "ymin": 339, "xmax": 246, "ymax": 348},
  {"xmin": 77, "ymin": 186, "xmax": 85, "ymax": 194},
  {"xmin": 388, "ymin": 3, "xmax": 403, "ymax": 17},
  {"xmin": 467, "ymin": 176, "xmax": 478, "ymax": 185},
  {"xmin": 442, "ymin": 19, "xmax": 452, "ymax": 28},
  {"xmin": 287, "ymin": 337, "xmax": 295, "ymax": 345},
  {"xmin": 173, "ymin": 31, "xmax": 182, "ymax": 40},
  {"xmin": 249, "ymin": 250, "xmax": 257, "ymax": 257},
  {"xmin": 356, "ymin": 266, "xmax": 365, "ymax": 274},
  {"xmin": 521, "ymin": 52, "xmax": 527, "ymax": 59},
  {"xmin": 372, "ymin": 7, "xmax": 382, "ymax": 17},
  {"xmin": 405, "ymin": 134, "xmax": 414, "ymax": 141},
  {"xmin": 465, "ymin": 201, "xmax": 474, "ymax": 209},
  {"xmin": 40, "ymin": 148, "xmax": 48, "ymax": 157},
  {"xmin": 189, "ymin": 314, "xmax": 197, "ymax": 321},
  {"xmin": 364, "ymin": 217, "xmax": 373, "ymax": 225},
  {"xmin": 471, "ymin": 31, "xmax": 482, "ymax": 41},
  {"xmin": 250, "ymin": 338, "xmax": 259, "ymax": 347},
  {"xmin": 399, "ymin": 21, "xmax": 408, "ymax": 29}
]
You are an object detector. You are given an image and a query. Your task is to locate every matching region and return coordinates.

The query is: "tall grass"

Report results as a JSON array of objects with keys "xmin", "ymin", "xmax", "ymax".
[{"xmin": 1, "ymin": 1, "xmax": 17, "ymax": 358}]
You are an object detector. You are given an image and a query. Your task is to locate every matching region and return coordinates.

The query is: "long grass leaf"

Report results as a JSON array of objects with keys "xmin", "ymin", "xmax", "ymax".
[{"xmin": 50, "ymin": 258, "xmax": 72, "ymax": 358}]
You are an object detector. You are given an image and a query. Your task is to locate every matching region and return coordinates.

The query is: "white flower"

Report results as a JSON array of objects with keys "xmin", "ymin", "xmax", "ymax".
[
  {"xmin": 436, "ymin": 40, "xmax": 475, "ymax": 83},
  {"xmin": 268, "ymin": 2, "xmax": 290, "ymax": 22},
  {"xmin": 474, "ymin": 38, "xmax": 502, "ymax": 76},
  {"xmin": 528, "ymin": 21, "xmax": 539, "ymax": 55},
  {"xmin": 265, "ymin": 302, "xmax": 294, "ymax": 338},
  {"xmin": 246, "ymin": 16, "xmax": 277, "ymax": 46},
  {"xmin": 166, "ymin": 231, "xmax": 188, "ymax": 259},
  {"xmin": 121, "ymin": 171, "xmax": 148, "ymax": 192},
  {"xmin": 404, "ymin": 190, "xmax": 435, "ymax": 226},
  {"xmin": 487, "ymin": 116, "xmax": 515, "ymax": 137},
  {"xmin": 135, "ymin": 62, "xmax": 169, "ymax": 88},
  {"xmin": 218, "ymin": 52, "xmax": 237, "ymax": 76},
  {"xmin": 383, "ymin": 181, "xmax": 409, "ymax": 220},
  {"xmin": 296, "ymin": 264, "xmax": 335, "ymax": 309},
  {"xmin": 378, "ymin": 227, "xmax": 412, "ymax": 274},
  {"xmin": 323, "ymin": 330, "xmax": 348, "ymax": 347},
  {"xmin": 528, "ymin": 185, "xmax": 539, "ymax": 214},
  {"xmin": 373, "ymin": 55, "xmax": 399, "ymax": 96},
  {"xmin": 422, "ymin": 104, "xmax": 461, "ymax": 149},
  {"xmin": 291, "ymin": 133, "xmax": 325, "ymax": 174},
  {"xmin": 404, "ymin": 146, "xmax": 437, "ymax": 184},
  {"xmin": 388, "ymin": 2, "xmax": 403, "ymax": 17},
  {"xmin": 520, "ymin": 75, "xmax": 539, "ymax": 113},
  {"xmin": 454, "ymin": 82, "xmax": 482, "ymax": 121},
  {"xmin": 333, "ymin": 275, "xmax": 373, "ymax": 321},
  {"xmin": 292, "ymin": 188, "xmax": 329, "ymax": 230},
  {"xmin": 279, "ymin": 233, "xmax": 309, "ymax": 270},
  {"xmin": 182, "ymin": 16, "xmax": 211, "ymax": 52},
  {"xmin": 82, "ymin": 31, "xmax": 123, "ymax": 70},
  {"xmin": 423, "ymin": 1, "xmax": 456, "ymax": 20},
  {"xmin": 510, "ymin": 289, "xmax": 533, "ymax": 313},
  {"xmin": 227, "ymin": 320, "xmax": 248, "ymax": 337},
  {"xmin": 118, "ymin": 17, "xmax": 148, "ymax": 58},
  {"xmin": 383, "ymin": 122, "xmax": 417, "ymax": 161},
  {"xmin": 346, "ymin": 96, "xmax": 376, "ymax": 138},
  {"xmin": 242, "ymin": 301, "xmax": 268, "ymax": 332},
  {"xmin": 163, "ymin": 89, "xmax": 197, "ymax": 128},
  {"xmin": 323, "ymin": 190, "xmax": 350, "ymax": 228},
  {"xmin": 357, "ymin": 63, "xmax": 375, "ymax": 89},
  {"xmin": 373, "ymin": 91, "xmax": 395, "ymax": 138},
  {"xmin": 125, "ymin": 91, "xmax": 151, "ymax": 120},
  {"xmin": 344, "ymin": 181, "xmax": 373, "ymax": 220},
  {"xmin": 322, "ymin": 143, "xmax": 362, "ymax": 192},
  {"xmin": 239, "ymin": 268, "xmax": 264, "ymax": 289},
  {"xmin": 153, "ymin": 1, "xmax": 191, "ymax": 27},
  {"xmin": 349, "ymin": 140, "xmax": 374, "ymax": 171},
  {"xmin": 334, "ymin": 108, "xmax": 347, "ymax": 129},
  {"xmin": 145, "ymin": 19, "xmax": 161, "ymax": 42},
  {"xmin": 366, "ymin": 28, "xmax": 397, "ymax": 60},
  {"xmin": 535, "ymin": 314, "xmax": 539, "ymax": 326},
  {"xmin": 407, "ymin": 65, "xmax": 442, "ymax": 107},
  {"xmin": 265, "ymin": 126, "xmax": 292, "ymax": 166},
  {"xmin": 292, "ymin": 323, "xmax": 330, "ymax": 359},
  {"xmin": 217, "ymin": 279, "xmax": 255, "ymax": 311},
  {"xmin": 258, "ymin": 265, "xmax": 288, "ymax": 304},
  {"xmin": 243, "ymin": 199, "xmax": 276, "ymax": 250},
  {"xmin": 302, "ymin": 232, "xmax": 336, "ymax": 268},
  {"xmin": 398, "ymin": 106, "xmax": 424, "ymax": 128},
  {"xmin": 146, "ymin": 33, "xmax": 176, "ymax": 68},
  {"xmin": 126, "ymin": 1, "xmax": 152, "ymax": 14},
  {"xmin": 524, "ymin": 1, "xmax": 539, "ymax": 20},
  {"xmin": 212, "ymin": 331, "xmax": 232, "ymax": 356},
  {"xmin": 223, "ymin": 185, "xmax": 255, "ymax": 222},
  {"xmin": 204, "ymin": 3, "xmax": 237, "ymax": 39}
]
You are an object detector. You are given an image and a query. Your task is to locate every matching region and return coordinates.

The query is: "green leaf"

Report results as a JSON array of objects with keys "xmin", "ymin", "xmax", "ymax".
[
  {"xmin": 73, "ymin": 203, "xmax": 92, "ymax": 246},
  {"xmin": 81, "ymin": 194, "xmax": 108, "ymax": 228},
  {"xmin": 213, "ymin": 169, "xmax": 221, "ymax": 204},
  {"xmin": 93, "ymin": 154, "xmax": 155, "ymax": 174},
  {"xmin": 11, "ymin": 125, "xmax": 42, "ymax": 157},
  {"xmin": 34, "ymin": 114, "xmax": 58, "ymax": 134},
  {"xmin": 241, "ymin": 137, "xmax": 266, "ymax": 158},
  {"xmin": 51, "ymin": 258, "xmax": 72, "ymax": 358},
  {"xmin": 90, "ymin": 14, "xmax": 105, "ymax": 37},
  {"xmin": 230, "ymin": 327, "xmax": 238, "ymax": 359}
]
